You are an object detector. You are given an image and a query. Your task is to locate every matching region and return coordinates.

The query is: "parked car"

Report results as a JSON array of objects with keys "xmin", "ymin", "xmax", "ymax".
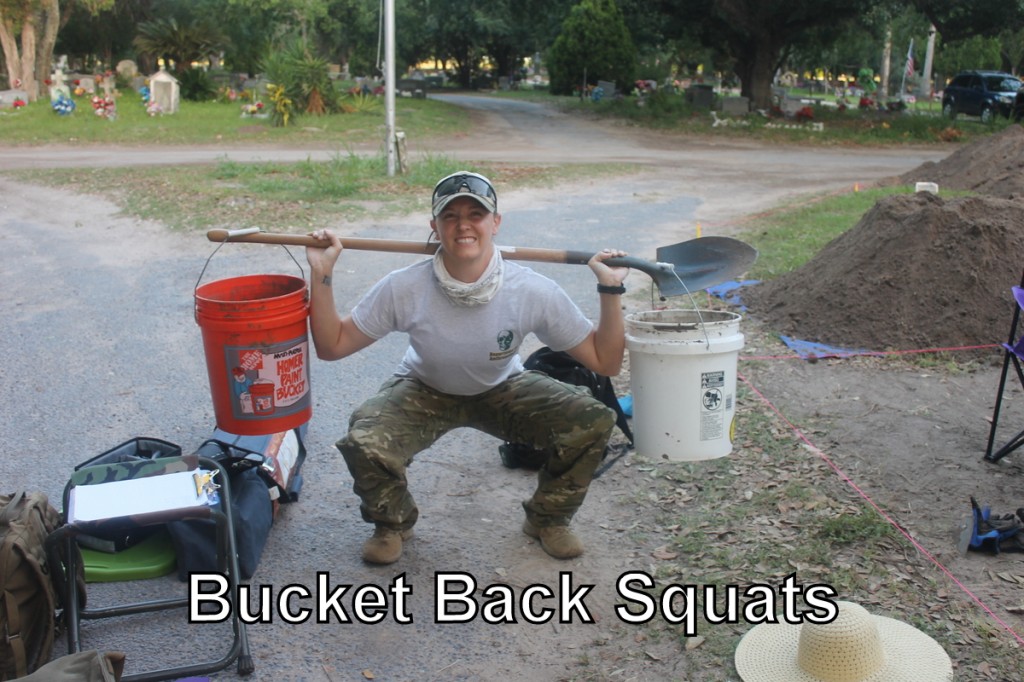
[{"xmin": 941, "ymin": 71, "xmax": 1022, "ymax": 123}]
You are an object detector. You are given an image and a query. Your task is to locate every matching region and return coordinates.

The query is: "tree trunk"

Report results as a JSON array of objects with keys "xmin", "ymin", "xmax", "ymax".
[
  {"xmin": 736, "ymin": 38, "xmax": 778, "ymax": 111},
  {"xmin": 22, "ymin": 20, "xmax": 38, "ymax": 100},
  {"xmin": 0, "ymin": 2, "xmax": 42, "ymax": 100},
  {"xmin": 35, "ymin": 0, "xmax": 60, "ymax": 96},
  {"xmin": 0, "ymin": 15, "xmax": 22, "ymax": 92}
]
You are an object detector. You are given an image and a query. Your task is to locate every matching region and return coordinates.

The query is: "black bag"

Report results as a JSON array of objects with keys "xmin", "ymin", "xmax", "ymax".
[
  {"xmin": 165, "ymin": 440, "xmax": 278, "ymax": 581},
  {"xmin": 499, "ymin": 347, "xmax": 634, "ymax": 471},
  {"xmin": 165, "ymin": 428, "xmax": 306, "ymax": 580}
]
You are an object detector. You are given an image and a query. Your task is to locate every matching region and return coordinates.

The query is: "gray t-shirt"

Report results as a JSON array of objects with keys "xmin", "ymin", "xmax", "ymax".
[{"xmin": 351, "ymin": 259, "xmax": 594, "ymax": 395}]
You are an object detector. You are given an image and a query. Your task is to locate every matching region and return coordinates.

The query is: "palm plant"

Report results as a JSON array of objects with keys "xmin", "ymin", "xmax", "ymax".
[
  {"xmin": 260, "ymin": 40, "xmax": 339, "ymax": 116},
  {"xmin": 133, "ymin": 17, "xmax": 227, "ymax": 73}
]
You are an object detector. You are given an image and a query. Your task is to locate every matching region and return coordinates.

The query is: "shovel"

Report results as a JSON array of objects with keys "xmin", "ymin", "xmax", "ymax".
[{"xmin": 206, "ymin": 227, "xmax": 758, "ymax": 297}]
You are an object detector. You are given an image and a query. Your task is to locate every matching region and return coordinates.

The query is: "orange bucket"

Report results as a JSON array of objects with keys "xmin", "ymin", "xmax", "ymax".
[{"xmin": 195, "ymin": 274, "xmax": 311, "ymax": 435}]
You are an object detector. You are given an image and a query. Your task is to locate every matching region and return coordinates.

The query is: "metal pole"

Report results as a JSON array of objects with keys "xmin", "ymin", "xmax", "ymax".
[
  {"xmin": 879, "ymin": 26, "xmax": 891, "ymax": 101},
  {"xmin": 384, "ymin": 0, "xmax": 396, "ymax": 176}
]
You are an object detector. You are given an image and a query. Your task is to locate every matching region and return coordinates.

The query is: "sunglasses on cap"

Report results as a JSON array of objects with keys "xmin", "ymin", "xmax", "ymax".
[{"xmin": 431, "ymin": 172, "xmax": 497, "ymax": 216}]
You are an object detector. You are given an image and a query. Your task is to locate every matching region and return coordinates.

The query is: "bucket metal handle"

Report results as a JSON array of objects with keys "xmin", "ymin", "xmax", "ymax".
[
  {"xmin": 655, "ymin": 268, "xmax": 712, "ymax": 349},
  {"xmin": 194, "ymin": 227, "xmax": 308, "ymax": 322}
]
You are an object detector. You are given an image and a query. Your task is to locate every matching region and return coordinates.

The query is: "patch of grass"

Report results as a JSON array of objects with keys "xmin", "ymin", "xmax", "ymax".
[
  {"xmin": 816, "ymin": 510, "xmax": 897, "ymax": 544},
  {"xmin": 736, "ymin": 185, "xmax": 976, "ymax": 280},
  {"xmin": 10, "ymin": 156, "xmax": 635, "ymax": 233},
  {"xmin": 0, "ymin": 91, "xmax": 464, "ymax": 146},
  {"xmin": 554, "ymin": 90, "xmax": 1014, "ymax": 145}
]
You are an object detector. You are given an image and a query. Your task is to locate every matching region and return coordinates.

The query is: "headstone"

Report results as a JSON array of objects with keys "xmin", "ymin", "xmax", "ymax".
[
  {"xmin": 597, "ymin": 80, "xmax": 616, "ymax": 96},
  {"xmin": 49, "ymin": 64, "xmax": 71, "ymax": 102},
  {"xmin": 78, "ymin": 76, "xmax": 96, "ymax": 94},
  {"xmin": 116, "ymin": 60, "xmax": 138, "ymax": 80},
  {"xmin": 150, "ymin": 69, "xmax": 180, "ymax": 114},
  {"xmin": 686, "ymin": 84, "xmax": 715, "ymax": 109},
  {"xmin": 100, "ymin": 76, "xmax": 115, "ymax": 98},
  {"xmin": 499, "ymin": 76, "xmax": 510, "ymax": 91},
  {"xmin": 0, "ymin": 89, "xmax": 29, "ymax": 109},
  {"xmin": 721, "ymin": 96, "xmax": 749, "ymax": 115}
]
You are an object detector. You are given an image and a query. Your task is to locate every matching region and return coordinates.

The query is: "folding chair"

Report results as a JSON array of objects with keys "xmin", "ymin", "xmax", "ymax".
[
  {"xmin": 45, "ymin": 454, "xmax": 254, "ymax": 681},
  {"xmin": 985, "ymin": 283, "xmax": 1024, "ymax": 463}
]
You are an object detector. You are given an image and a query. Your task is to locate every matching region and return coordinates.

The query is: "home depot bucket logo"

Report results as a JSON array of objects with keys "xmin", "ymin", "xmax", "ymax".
[{"xmin": 226, "ymin": 337, "xmax": 309, "ymax": 421}]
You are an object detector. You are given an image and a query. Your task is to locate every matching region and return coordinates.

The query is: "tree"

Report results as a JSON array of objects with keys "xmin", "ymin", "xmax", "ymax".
[
  {"xmin": 911, "ymin": 0, "xmax": 1024, "ymax": 43},
  {"xmin": 656, "ymin": 0, "xmax": 879, "ymax": 109},
  {"xmin": 546, "ymin": 0, "xmax": 637, "ymax": 96},
  {"xmin": 1, "ymin": 0, "xmax": 110, "ymax": 101},
  {"xmin": 56, "ymin": 0, "xmax": 151, "ymax": 73}
]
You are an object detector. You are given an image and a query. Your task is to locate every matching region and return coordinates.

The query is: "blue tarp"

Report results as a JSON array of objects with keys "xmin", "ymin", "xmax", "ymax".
[
  {"xmin": 706, "ymin": 280, "xmax": 760, "ymax": 310},
  {"xmin": 778, "ymin": 336, "xmax": 873, "ymax": 360},
  {"xmin": 708, "ymin": 280, "xmax": 874, "ymax": 359}
]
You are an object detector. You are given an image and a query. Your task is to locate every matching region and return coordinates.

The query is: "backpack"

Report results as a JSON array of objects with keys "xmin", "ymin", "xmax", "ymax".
[
  {"xmin": 499, "ymin": 347, "xmax": 634, "ymax": 472},
  {"xmin": 1, "ymin": 491, "xmax": 63, "ymax": 679}
]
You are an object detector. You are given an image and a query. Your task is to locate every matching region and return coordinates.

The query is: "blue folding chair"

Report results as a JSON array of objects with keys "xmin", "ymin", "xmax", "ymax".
[{"xmin": 985, "ymin": 284, "xmax": 1024, "ymax": 462}]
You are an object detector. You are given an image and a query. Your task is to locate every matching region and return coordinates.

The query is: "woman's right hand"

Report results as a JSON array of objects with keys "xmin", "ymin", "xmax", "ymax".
[{"xmin": 305, "ymin": 228, "xmax": 344, "ymax": 273}]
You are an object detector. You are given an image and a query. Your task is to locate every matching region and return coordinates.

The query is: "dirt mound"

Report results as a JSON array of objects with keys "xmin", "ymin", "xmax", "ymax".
[
  {"xmin": 743, "ymin": 192, "xmax": 1024, "ymax": 350},
  {"xmin": 898, "ymin": 125, "xmax": 1024, "ymax": 200}
]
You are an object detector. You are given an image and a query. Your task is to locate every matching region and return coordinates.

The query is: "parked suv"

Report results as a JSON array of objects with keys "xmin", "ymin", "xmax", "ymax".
[{"xmin": 942, "ymin": 71, "xmax": 1022, "ymax": 123}]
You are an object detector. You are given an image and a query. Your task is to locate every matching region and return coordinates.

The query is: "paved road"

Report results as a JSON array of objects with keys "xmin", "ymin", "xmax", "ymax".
[{"xmin": 0, "ymin": 96, "xmax": 953, "ymax": 681}]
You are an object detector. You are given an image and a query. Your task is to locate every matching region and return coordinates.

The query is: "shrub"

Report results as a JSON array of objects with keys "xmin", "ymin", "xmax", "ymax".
[
  {"xmin": 178, "ymin": 68, "xmax": 218, "ymax": 101},
  {"xmin": 546, "ymin": 0, "xmax": 637, "ymax": 97}
]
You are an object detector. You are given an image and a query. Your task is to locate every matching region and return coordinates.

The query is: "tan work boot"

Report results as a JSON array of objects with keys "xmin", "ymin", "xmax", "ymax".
[
  {"xmin": 362, "ymin": 527, "xmax": 414, "ymax": 565},
  {"xmin": 522, "ymin": 520, "xmax": 584, "ymax": 559}
]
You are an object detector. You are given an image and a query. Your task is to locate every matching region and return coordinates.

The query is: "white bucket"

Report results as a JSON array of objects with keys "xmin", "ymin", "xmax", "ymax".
[{"xmin": 625, "ymin": 309, "xmax": 744, "ymax": 462}]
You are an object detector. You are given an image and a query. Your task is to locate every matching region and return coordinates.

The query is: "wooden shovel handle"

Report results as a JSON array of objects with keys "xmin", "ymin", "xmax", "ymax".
[
  {"xmin": 206, "ymin": 228, "xmax": 585, "ymax": 262},
  {"xmin": 206, "ymin": 228, "xmax": 440, "ymax": 255}
]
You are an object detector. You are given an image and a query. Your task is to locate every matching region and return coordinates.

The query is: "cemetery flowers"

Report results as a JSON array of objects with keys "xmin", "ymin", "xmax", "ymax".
[
  {"xmin": 13, "ymin": 98, "xmax": 26, "ymax": 109},
  {"xmin": 266, "ymin": 84, "xmax": 293, "ymax": 127},
  {"xmin": 91, "ymin": 95, "xmax": 117, "ymax": 119},
  {"xmin": 52, "ymin": 95, "xmax": 76, "ymax": 115},
  {"xmin": 240, "ymin": 101, "xmax": 265, "ymax": 117}
]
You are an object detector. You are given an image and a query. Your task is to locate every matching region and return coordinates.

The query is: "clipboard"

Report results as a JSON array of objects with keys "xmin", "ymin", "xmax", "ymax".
[{"xmin": 68, "ymin": 470, "xmax": 218, "ymax": 524}]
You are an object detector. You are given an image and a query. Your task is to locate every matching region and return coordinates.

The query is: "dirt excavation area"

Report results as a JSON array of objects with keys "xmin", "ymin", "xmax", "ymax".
[
  {"xmin": 735, "ymin": 125, "xmax": 1024, "ymax": 680},
  {"xmin": 744, "ymin": 125, "xmax": 1024, "ymax": 351}
]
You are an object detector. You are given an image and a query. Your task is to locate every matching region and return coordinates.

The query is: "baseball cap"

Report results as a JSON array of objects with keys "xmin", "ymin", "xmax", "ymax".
[{"xmin": 431, "ymin": 171, "xmax": 497, "ymax": 217}]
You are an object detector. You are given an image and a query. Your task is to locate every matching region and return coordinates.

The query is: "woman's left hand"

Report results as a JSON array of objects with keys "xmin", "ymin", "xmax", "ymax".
[{"xmin": 588, "ymin": 248, "xmax": 629, "ymax": 285}]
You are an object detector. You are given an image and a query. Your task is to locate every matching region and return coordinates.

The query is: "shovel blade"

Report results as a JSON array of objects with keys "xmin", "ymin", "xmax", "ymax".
[{"xmin": 653, "ymin": 236, "xmax": 758, "ymax": 296}]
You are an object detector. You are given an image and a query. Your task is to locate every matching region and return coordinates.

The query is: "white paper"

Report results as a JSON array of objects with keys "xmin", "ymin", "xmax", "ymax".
[{"xmin": 68, "ymin": 470, "xmax": 213, "ymax": 523}]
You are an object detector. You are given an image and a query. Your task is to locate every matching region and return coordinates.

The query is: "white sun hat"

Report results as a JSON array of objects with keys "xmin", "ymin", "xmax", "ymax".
[{"xmin": 734, "ymin": 601, "xmax": 953, "ymax": 682}]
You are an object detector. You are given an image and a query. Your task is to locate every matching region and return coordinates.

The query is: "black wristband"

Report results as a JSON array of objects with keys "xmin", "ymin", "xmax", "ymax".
[{"xmin": 597, "ymin": 283, "xmax": 626, "ymax": 295}]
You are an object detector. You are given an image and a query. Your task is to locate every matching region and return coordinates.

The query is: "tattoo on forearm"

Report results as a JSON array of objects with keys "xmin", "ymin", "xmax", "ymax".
[{"xmin": 321, "ymin": 275, "xmax": 332, "ymax": 286}]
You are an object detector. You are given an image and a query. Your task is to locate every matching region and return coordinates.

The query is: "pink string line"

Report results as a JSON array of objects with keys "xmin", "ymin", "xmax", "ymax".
[
  {"xmin": 738, "ymin": 368, "xmax": 1024, "ymax": 647},
  {"xmin": 742, "ymin": 343, "xmax": 1000, "ymax": 362}
]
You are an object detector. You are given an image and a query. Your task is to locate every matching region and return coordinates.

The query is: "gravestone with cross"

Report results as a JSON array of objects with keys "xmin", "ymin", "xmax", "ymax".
[{"xmin": 49, "ymin": 56, "xmax": 72, "ymax": 102}]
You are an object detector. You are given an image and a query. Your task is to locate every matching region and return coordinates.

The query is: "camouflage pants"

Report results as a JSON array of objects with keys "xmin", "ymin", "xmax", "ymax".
[{"xmin": 336, "ymin": 371, "xmax": 616, "ymax": 531}]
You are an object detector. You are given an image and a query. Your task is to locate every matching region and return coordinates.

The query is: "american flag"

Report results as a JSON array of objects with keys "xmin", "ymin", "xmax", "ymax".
[{"xmin": 905, "ymin": 39, "xmax": 915, "ymax": 79}]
